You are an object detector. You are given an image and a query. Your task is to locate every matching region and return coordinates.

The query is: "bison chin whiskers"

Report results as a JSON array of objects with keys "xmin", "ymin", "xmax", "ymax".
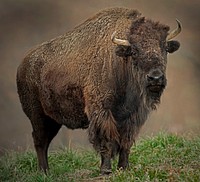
[{"xmin": 146, "ymin": 89, "xmax": 163, "ymax": 110}]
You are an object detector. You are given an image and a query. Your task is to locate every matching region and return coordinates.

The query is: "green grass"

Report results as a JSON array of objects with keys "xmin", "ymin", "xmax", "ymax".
[{"xmin": 0, "ymin": 133, "xmax": 200, "ymax": 181}]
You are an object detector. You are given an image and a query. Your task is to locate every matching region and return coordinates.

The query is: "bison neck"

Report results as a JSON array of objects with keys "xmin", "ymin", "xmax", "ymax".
[
  {"xmin": 112, "ymin": 61, "xmax": 162, "ymax": 132},
  {"xmin": 112, "ymin": 80, "xmax": 151, "ymax": 130}
]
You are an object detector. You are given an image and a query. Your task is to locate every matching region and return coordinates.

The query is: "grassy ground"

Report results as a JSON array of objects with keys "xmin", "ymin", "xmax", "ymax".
[{"xmin": 0, "ymin": 133, "xmax": 200, "ymax": 181}]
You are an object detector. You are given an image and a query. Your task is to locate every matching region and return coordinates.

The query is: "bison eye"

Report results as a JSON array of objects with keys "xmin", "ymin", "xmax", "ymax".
[
  {"xmin": 115, "ymin": 45, "xmax": 132, "ymax": 57},
  {"xmin": 166, "ymin": 40, "xmax": 180, "ymax": 53},
  {"xmin": 131, "ymin": 45, "xmax": 139, "ymax": 59}
]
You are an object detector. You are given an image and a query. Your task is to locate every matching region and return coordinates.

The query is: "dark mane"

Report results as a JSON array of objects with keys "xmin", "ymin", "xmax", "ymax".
[{"xmin": 128, "ymin": 17, "xmax": 170, "ymax": 43}]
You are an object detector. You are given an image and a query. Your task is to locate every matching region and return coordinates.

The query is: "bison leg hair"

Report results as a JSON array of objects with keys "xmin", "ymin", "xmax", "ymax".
[
  {"xmin": 88, "ymin": 111, "xmax": 116, "ymax": 175},
  {"xmin": 117, "ymin": 123, "xmax": 136, "ymax": 170},
  {"xmin": 100, "ymin": 153, "xmax": 112, "ymax": 175},
  {"xmin": 32, "ymin": 116, "xmax": 61, "ymax": 173},
  {"xmin": 87, "ymin": 109, "xmax": 119, "ymax": 174},
  {"xmin": 118, "ymin": 148, "xmax": 130, "ymax": 169}
]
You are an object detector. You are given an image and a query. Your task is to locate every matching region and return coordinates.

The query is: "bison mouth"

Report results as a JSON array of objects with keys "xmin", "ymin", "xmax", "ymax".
[
  {"xmin": 147, "ymin": 84, "xmax": 165, "ymax": 93},
  {"xmin": 146, "ymin": 84, "xmax": 166, "ymax": 99}
]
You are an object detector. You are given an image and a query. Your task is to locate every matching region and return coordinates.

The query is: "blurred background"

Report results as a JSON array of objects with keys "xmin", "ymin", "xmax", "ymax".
[{"xmin": 0, "ymin": 0, "xmax": 199, "ymax": 154}]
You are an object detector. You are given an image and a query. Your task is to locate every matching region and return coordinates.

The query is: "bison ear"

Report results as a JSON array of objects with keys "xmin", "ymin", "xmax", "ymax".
[
  {"xmin": 166, "ymin": 40, "xmax": 180, "ymax": 53},
  {"xmin": 115, "ymin": 45, "xmax": 132, "ymax": 57}
]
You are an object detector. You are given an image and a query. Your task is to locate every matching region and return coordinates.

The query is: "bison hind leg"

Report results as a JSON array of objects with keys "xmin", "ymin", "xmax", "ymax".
[{"xmin": 31, "ymin": 115, "xmax": 61, "ymax": 173}]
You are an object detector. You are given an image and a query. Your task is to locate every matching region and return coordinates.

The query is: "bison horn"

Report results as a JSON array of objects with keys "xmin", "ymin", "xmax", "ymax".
[
  {"xmin": 167, "ymin": 19, "xmax": 182, "ymax": 41},
  {"xmin": 111, "ymin": 31, "xmax": 131, "ymax": 46}
]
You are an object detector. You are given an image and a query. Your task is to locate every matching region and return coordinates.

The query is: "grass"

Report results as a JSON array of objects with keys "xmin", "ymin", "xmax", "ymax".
[{"xmin": 0, "ymin": 133, "xmax": 200, "ymax": 181}]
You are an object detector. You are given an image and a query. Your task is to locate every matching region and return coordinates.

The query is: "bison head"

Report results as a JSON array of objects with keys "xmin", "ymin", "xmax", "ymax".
[{"xmin": 112, "ymin": 18, "xmax": 181, "ymax": 108}]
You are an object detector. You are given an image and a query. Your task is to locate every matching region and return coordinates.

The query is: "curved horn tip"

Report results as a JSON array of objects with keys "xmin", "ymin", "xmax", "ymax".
[
  {"xmin": 175, "ymin": 19, "xmax": 182, "ymax": 30},
  {"xmin": 167, "ymin": 19, "xmax": 182, "ymax": 41}
]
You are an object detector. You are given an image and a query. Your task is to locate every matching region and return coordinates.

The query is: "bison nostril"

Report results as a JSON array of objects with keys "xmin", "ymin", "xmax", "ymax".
[
  {"xmin": 147, "ymin": 72, "xmax": 164, "ymax": 82},
  {"xmin": 147, "ymin": 74, "xmax": 155, "ymax": 81}
]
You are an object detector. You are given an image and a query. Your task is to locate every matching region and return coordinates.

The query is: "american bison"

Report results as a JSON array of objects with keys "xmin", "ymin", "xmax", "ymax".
[{"xmin": 16, "ymin": 7, "xmax": 181, "ymax": 174}]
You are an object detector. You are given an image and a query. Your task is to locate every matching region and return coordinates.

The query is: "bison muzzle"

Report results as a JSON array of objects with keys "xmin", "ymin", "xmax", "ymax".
[{"xmin": 16, "ymin": 8, "xmax": 181, "ymax": 175}]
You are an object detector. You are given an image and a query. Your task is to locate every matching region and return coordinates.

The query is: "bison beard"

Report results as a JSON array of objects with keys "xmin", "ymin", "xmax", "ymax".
[{"xmin": 16, "ymin": 8, "xmax": 181, "ymax": 175}]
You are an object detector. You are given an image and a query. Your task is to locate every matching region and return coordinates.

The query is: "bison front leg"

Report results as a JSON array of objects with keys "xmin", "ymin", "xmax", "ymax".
[
  {"xmin": 100, "ymin": 145, "xmax": 112, "ymax": 175},
  {"xmin": 117, "ymin": 126, "xmax": 136, "ymax": 170},
  {"xmin": 86, "ymin": 108, "xmax": 119, "ymax": 174},
  {"xmin": 84, "ymin": 89, "xmax": 119, "ymax": 175},
  {"xmin": 118, "ymin": 147, "xmax": 130, "ymax": 169},
  {"xmin": 87, "ymin": 110, "xmax": 119, "ymax": 175}
]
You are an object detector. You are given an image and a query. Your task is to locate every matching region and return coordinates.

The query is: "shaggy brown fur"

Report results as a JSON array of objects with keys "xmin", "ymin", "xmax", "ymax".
[{"xmin": 16, "ymin": 7, "xmax": 180, "ymax": 174}]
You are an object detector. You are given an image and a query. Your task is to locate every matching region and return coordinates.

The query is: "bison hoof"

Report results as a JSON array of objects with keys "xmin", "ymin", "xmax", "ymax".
[{"xmin": 100, "ymin": 169, "xmax": 112, "ymax": 175}]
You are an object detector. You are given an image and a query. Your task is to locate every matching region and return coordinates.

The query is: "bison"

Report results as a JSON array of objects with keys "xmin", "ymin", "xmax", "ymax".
[{"xmin": 16, "ymin": 7, "xmax": 181, "ymax": 175}]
